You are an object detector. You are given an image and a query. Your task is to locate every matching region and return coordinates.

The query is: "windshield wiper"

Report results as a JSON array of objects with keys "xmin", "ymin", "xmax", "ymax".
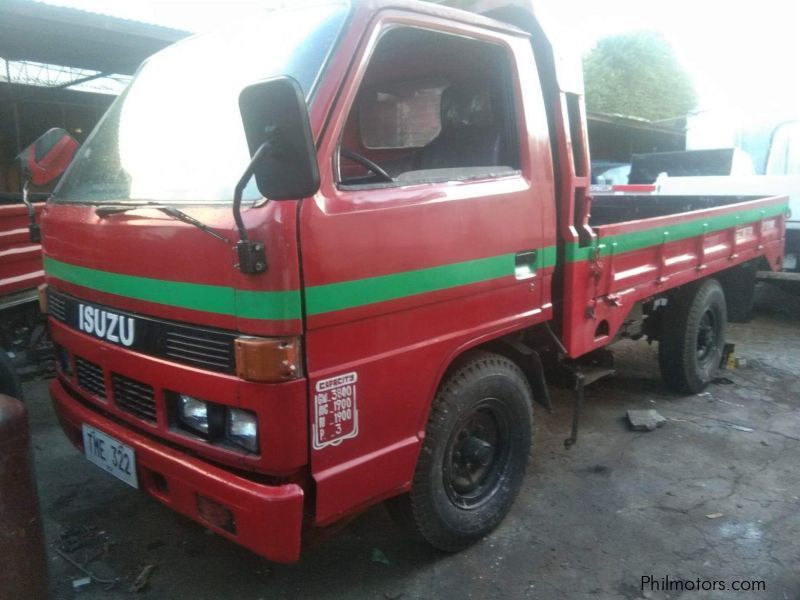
[{"xmin": 96, "ymin": 202, "xmax": 230, "ymax": 243}]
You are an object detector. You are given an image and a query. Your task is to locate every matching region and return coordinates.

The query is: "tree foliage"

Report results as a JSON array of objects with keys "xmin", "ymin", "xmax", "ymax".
[{"xmin": 583, "ymin": 31, "xmax": 697, "ymax": 121}]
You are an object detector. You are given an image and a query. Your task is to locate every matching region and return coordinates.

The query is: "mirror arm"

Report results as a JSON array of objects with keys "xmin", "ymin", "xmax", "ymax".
[
  {"xmin": 232, "ymin": 142, "xmax": 271, "ymax": 275},
  {"xmin": 233, "ymin": 142, "xmax": 272, "ymax": 242},
  {"xmin": 21, "ymin": 180, "xmax": 41, "ymax": 243}
]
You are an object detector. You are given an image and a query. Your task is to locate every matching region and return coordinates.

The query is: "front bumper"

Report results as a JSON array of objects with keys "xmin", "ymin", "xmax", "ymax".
[{"xmin": 51, "ymin": 379, "xmax": 305, "ymax": 563}]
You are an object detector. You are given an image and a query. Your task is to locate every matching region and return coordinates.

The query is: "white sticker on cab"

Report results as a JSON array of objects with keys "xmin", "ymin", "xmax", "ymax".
[{"xmin": 312, "ymin": 372, "xmax": 359, "ymax": 450}]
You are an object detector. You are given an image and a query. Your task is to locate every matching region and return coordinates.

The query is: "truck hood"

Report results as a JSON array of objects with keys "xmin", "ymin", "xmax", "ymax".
[{"xmin": 41, "ymin": 201, "xmax": 302, "ymax": 337}]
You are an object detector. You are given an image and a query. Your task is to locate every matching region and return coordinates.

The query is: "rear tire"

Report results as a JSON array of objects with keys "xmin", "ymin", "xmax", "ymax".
[
  {"xmin": 389, "ymin": 351, "xmax": 533, "ymax": 552},
  {"xmin": 659, "ymin": 279, "xmax": 726, "ymax": 394}
]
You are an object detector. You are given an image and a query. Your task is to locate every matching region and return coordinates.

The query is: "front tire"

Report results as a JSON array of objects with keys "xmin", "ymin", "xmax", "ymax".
[
  {"xmin": 390, "ymin": 351, "xmax": 533, "ymax": 552},
  {"xmin": 659, "ymin": 279, "xmax": 727, "ymax": 394}
]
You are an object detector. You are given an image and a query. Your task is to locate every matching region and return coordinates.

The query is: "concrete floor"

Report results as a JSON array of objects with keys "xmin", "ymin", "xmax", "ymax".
[{"xmin": 24, "ymin": 284, "xmax": 800, "ymax": 599}]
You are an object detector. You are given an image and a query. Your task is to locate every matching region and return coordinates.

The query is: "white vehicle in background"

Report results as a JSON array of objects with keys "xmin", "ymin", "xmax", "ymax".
[{"xmin": 649, "ymin": 121, "xmax": 800, "ymax": 280}]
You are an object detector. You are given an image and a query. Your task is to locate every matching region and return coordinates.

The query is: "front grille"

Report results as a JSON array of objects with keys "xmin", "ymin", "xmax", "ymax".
[
  {"xmin": 75, "ymin": 357, "xmax": 105, "ymax": 398},
  {"xmin": 70, "ymin": 355, "xmax": 157, "ymax": 424},
  {"xmin": 164, "ymin": 330, "xmax": 234, "ymax": 372},
  {"xmin": 49, "ymin": 292, "xmax": 67, "ymax": 320},
  {"xmin": 48, "ymin": 289, "xmax": 237, "ymax": 374},
  {"xmin": 112, "ymin": 373, "xmax": 156, "ymax": 423}
]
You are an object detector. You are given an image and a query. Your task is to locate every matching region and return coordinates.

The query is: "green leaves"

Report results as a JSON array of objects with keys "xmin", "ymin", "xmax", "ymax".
[{"xmin": 583, "ymin": 31, "xmax": 697, "ymax": 121}]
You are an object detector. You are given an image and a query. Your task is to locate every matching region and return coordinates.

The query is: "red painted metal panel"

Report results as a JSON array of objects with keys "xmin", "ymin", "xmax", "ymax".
[
  {"xmin": 50, "ymin": 319, "xmax": 308, "ymax": 475},
  {"xmin": 41, "ymin": 201, "xmax": 302, "ymax": 337},
  {"xmin": 561, "ymin": 196, "xmax": 787, "ymax": 358},
  {"xmin": 0, "ymin": 203, "xmax": 44, "ymax": 298},
  {"xmin": 611, "ymin": 184, "xmax": 656, "ymax": 194},
  {"xmin": 51, "ymin": 379, "xmax": 305, "ymax": 563},
  {"xmin": 303, "ymin": 13, "xmax": 555, "ymax": 525},
  {"xmin": 0, "ymin": 395, "xmax": 49, "ymax": 600}
]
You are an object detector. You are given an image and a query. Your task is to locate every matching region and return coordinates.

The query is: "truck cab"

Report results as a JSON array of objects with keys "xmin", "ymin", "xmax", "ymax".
[{"xmin": 43, "ymin": 0, "xmax": 564, "ymax": 562}]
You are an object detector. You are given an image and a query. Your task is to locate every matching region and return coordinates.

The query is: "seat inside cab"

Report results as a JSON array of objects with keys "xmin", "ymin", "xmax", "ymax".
[{"xmin": 337, "ymin": 26, "xmax": 520, "ymax": 188}]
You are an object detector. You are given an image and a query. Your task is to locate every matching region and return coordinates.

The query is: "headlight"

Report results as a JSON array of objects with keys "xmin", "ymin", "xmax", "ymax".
[
  {"xmin": 227, "ymin": 408, "xmax": 259, "ymax": 453},
  {"xmin": 171, "ymin": 393, "xmax": 259, "ymax": 454},
  {"xmin": 178, "ymin": 395, "xmax": 209, "ymax": 433},
  {"xmin": 177, "ymin": 395, "xmax": 223, "ymax": 436}
]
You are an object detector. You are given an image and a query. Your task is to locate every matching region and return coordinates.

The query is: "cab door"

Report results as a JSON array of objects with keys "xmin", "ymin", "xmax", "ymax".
[{"xmin": 300, "ymin": 13, "xmax": 556, "ymax": 524}]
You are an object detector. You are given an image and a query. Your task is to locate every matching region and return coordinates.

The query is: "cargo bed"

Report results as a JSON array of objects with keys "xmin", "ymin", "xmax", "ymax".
[
  {"xmin": 589, "ymin": 194, "xmax": 766, "ymax": 226},
  {"xmin": 560, "ymin": 194, "xmax": 788, "ymax": 357}
]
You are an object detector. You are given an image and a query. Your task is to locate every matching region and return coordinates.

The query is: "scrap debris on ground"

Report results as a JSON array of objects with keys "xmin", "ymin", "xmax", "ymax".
[{"xmin": 626, "ymin": 408, "xmax": 667, "ymax": 431}]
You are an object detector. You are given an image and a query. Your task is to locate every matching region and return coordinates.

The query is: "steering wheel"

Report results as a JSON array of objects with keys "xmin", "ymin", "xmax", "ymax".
[{"xmin": 341, "ymin": 149, "xmax": 393, "ymax": 183}]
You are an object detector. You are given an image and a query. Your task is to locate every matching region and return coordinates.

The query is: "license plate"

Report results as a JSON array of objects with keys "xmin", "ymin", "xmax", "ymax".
[{"xmin": 82, "ymin": 424, "xmax": 139, "ymax": 489}]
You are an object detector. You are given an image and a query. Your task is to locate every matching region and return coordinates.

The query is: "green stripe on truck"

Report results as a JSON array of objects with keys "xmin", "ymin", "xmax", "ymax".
[
  {"xmin": 566, "ymin": 202, "xmax": 788, "ymax": 262},
  {"xmin": 44, "ymin": 249, "xmax": 559, "ymax": 320},
  {"xmin": 44, "ymin": 198, "xmax": 782, "ymax": 322},
  {"xmin": 305, "ymin": 253, "xmax": 517, "ymax": 315},
  {"xmin": 43, "ymin": 256, "xmax": 302, "ymax": 321}
]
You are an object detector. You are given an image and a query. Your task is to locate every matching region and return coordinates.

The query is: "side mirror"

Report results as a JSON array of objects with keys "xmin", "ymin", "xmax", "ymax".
[
  {"xmin": 238, "ymin": 76, "xmax": 320, "ymax": 200},
  {"xmin": 14, "ymin": 128, "xmax": 79, "ymax": 243},
  {"xmin": 231, "ymin": 77, "xmax": 319, "ymax": 275},
  {"xmin": 16, "ymin": 128, "xmax": 79, "ymax": 187}
]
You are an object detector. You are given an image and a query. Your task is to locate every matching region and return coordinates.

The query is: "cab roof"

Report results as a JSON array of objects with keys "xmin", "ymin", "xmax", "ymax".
[{"xmin": 352, "ymin": 0, "xmax": 582, "ymax": 95}]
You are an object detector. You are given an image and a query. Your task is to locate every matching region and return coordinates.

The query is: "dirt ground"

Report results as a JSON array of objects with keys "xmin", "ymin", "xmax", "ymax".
[{"xmin": 23, "ymin": 283, "xmax": 800, "ymax": 599}]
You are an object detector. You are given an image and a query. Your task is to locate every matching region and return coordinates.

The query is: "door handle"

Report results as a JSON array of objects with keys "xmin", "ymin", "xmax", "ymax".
[{"xmin": 515, "ymin": 249, "xmax": 538, "ymax": 280}]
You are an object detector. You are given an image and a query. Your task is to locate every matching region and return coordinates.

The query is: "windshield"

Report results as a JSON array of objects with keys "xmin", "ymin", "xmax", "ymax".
[{"xmin": 55, "ymin": 2, "xmax": 350, "ymax": 204}]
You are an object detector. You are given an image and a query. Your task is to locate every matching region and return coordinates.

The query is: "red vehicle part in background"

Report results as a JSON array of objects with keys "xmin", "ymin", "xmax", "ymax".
[
  {"xmin": 20, "ymin": 128, "xmax": 79, "ymax": 187},
  {"xmin": 0, "ymin": 202, "xmax": 45, "ymax": 299},
  {"xmin": 1, "ymin": 127, "xmax": 78, "ymax": 397}
]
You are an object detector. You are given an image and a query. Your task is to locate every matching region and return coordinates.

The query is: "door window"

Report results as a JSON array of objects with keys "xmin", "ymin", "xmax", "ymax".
[{"xmin": 337, "ymin": 26, "xmax": 520, "ymax": 188}]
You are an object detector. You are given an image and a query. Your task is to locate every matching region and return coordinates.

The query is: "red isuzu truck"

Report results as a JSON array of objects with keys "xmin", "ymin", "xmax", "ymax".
[{"xmin": 36, "ymin": 0, "xmax": 786, "ymax": 562}]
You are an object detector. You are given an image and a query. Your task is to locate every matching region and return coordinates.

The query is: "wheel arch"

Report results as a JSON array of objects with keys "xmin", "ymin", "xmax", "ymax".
[
  {"xmin": 715, "ymin": 259, "xmax": 757, "ymax": 322},
  {"xmin": 415, "ymin": 326, "xmax": 549, "ymax": 437}
]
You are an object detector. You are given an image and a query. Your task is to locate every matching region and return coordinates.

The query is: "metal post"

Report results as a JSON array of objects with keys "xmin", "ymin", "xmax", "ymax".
[
  {"xmin": 563, "ymin": 372, "xmax": 584, "ymax": 449},
  {"xmin": 4, "ymin": 58, "xmax": 22, "ymax": 154},
  {"xmin": 0, "ymin": 394, "xmax": 49, "ymax": 600},
  {"xmin": 11, "ymin": 101, "xmax": 22, "ymax": 155}
]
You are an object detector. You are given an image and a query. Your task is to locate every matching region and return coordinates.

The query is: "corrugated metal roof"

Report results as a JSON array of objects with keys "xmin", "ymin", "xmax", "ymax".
[
  {"xmin": 0, "ymin": 0, "xmax": 190, "ymax": 74},
  {"xmin": 30, "ymin": 0, "xmax": 192, "ymax": 34}
]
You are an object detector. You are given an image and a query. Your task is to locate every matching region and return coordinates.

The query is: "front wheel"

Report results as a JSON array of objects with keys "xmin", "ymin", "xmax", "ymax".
[
  {"xmin": 659, "ymin": 278, "xmax": 727, "ymax": 394},
  {"xmin": 389, "ymin": 351, "xmax": 533, "ymax": 552}
]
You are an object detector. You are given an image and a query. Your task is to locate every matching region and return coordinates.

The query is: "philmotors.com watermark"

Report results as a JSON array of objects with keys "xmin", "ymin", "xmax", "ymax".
[{"xmin": 642, "ymin": 575, "xmax": 766, "ymax": 593}]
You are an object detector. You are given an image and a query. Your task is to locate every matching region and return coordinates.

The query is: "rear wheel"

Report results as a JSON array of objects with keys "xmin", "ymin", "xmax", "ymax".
[
  {"xmin": 658, "ymin": 279, "xmax": 726, "ymax": 394},
  {"xmin": 389, "ymin": 351, "xmax": 533, "ymax": 552}
]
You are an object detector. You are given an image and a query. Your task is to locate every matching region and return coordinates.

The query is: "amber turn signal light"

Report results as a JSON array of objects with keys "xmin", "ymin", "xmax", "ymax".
[
  {"xmin": 234, "ymin": 337, "xmax": 301, "ymax": 382},
  {"xmin": 37, "ymin": 284, "xmax": 48, "ymax": 314}
]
